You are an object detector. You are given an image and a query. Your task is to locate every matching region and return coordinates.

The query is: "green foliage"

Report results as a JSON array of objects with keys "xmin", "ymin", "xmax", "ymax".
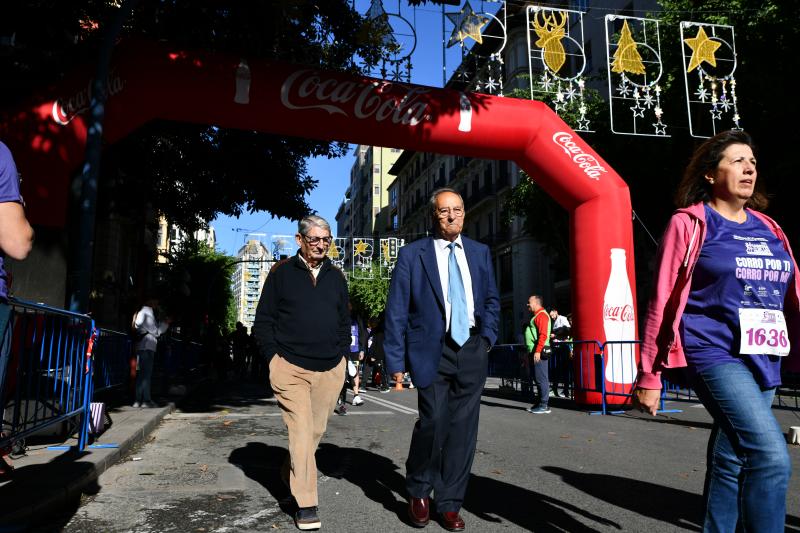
[
  {"xmin": 1, "ymin": 1, "xmax": 394, "ymax": 234},
  {"xmin": 501, "ymin": 82, "xmax": 606, "ymax": 274},
  {"xmin": 156, "ymin": 240, "xmax": 237, "ymax": 338},
  {"xmin": 347, "ymin": 264, "xmax": 389, "ymax": 320}
]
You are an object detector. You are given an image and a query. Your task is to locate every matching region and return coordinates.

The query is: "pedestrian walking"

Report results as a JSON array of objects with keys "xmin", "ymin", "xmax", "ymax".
[
  {"xmin": 634, "ymin": 130, "xmax": 800, "ymax": 532},
  {"xmin": 336, "ymin": 305, "xmax": 367, "ymax": 410},
  {"xmin": 367, "ymin": 313, "xmax": 391, "ymax": 393},
  {"xmin": 252, "ymin": 215, "xmax": 349, "ymax": 531},
  {"xmin": 0, "ymin": 140, "xmax": 34, "ymax": 479},
  {"xmin": 525, "ymin": 295, "xmax": 551, "ymax": 414},
  {"xmin": 384, "ymin": 188, "xmax": 500, "ymax": 531},
  {"xmin": 132, "ymin": 298, "xmax": 170, "ymax": 408},
  {"xmin": 549, "ymin": 308, "xmax": 572, "ymax": 398}
]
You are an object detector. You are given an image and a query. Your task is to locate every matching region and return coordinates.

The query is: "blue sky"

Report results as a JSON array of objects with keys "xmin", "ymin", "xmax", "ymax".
[{"xmin": 211, "ymin": 1, "xmax": 502, "ymax": 257}]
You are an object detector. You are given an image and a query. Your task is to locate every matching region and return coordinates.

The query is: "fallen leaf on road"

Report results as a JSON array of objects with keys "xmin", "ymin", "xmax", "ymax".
[
  {"xmin": 216, "ymin": 494, "xmax": 236, "ymax": 501},
  {"xmin": 200, "ymin": 464, "xmax": 208, "ymax": 472},
  {"xmin": 132, "ymin": 457, "xmax": 142, "ymax": 461},
  {"xmin": 678, "ymin": 472, "xmax": 689, "ymax": 478},
  {"xmin": 223, "ymin": 420, "xmax": 233, "ymax": 426},
  {"xmin": 560, "ymin": 434, "xmax": 571, "ymax": 439},
  {"xmin": 607, "ymin": 432, "xmax": 617, "ymax": 436},
  {"xmin": 491, "ymin": 469, "xmax": 503, "ymax": 475},
  {"xmin": 139, "ymin": 472, "xmax": 155, "ymax": 475}
]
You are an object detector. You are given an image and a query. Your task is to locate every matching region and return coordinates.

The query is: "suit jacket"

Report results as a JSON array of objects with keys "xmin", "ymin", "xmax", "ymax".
[{"xmin": 384, "ymin": 235, "xmax": 500, "ymax": 388}]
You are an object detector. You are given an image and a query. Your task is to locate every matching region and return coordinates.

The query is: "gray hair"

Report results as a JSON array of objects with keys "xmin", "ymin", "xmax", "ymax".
[
  {"xmin": 298, "ymin": 215, "xmax": 331, "ymax": 236},
  {"xmin": 429, "ymin": 187, "xmax": 463, "ymax": 217}
]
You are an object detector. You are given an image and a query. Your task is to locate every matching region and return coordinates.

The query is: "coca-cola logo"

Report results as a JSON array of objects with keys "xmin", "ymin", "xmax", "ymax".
[
  {"xmin": 51, "ymin": 71, "xmax": 126, "ymax": 125},
  {"xmin": 280, "ymin": 69, "xmax": 431, "ymax": 126},
  {"xmin": 552, "ymin": 132, "xmax": 608, "ymax": 180},
  {"xmin": 603, "ymin": 304, "xmax": 634, "ymax": 322}
]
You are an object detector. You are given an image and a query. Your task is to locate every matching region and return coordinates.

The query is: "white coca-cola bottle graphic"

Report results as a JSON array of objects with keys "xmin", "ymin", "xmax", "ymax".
[
  {"xmin": 458, "ymin": 92, "xmax": 472, "ymax": 132},
  {"xmin": 603, "ymin": 248, "xmax": 636, "ymax": 384},
  {"xmin": 234, "ymin": 60, "xmax": 251, "ymax": 104}
]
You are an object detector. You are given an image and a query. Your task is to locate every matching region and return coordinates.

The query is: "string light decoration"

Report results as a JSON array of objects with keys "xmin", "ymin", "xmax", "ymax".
[
  {"xmin": 362, "ymin": 0, "xmax": 417, "ymax": 82},
  {"xmin": 527, "ymin": 5, "xmax": 592, "ymax": 132},
  {"xmin": 680, "ymin": 21, "xmax": 740, "ymax": 138},
  {"xmin": 379, "ymin": 237, "xmax": 405, "ymax": 279},
  {"xmin": 605, "ymin": 15, "xmax": 669, "ymax": 137},
  {"xmin": 352, "ymin": 237, "xmax": 375, "ymax": 279},
  {"xmin": 444, "ymin": 1, "xmax": 507, "ymax": 96},
  {"xmin": 327, "ymin": 237, "xmax": 349, "ymax": 271}
]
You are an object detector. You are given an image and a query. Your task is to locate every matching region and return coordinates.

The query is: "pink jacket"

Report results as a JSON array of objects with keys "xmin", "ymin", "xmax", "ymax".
[{"xmin": 637, "ymin": 202, "xmax": 800, "ymax": 389}]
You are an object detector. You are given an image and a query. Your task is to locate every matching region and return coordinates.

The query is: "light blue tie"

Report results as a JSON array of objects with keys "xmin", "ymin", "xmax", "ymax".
[{"xmin": 447, "ymin": 242, "xmax": 470, "ymax": 346}]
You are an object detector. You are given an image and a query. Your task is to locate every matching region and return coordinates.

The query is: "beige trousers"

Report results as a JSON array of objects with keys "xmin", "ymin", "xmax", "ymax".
[{"xmin": 269, "ymin": 354, "xmax": 345, "ymax": 508}]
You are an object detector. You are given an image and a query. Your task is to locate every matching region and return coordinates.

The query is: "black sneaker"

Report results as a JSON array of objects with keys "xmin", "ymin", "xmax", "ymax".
[
  {"xmin": 295, "ymin": 506, "xmax": 321, "ymax": 530},
  {"xmin": 334, "ymin": 404, "xmax": 348, "ymax": 416}
]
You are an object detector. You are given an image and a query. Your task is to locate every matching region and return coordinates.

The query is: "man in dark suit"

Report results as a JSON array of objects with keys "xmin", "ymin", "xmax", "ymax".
[{"xmin": 385, "ymin": 188, "xmax": 500, "ymax": 531}]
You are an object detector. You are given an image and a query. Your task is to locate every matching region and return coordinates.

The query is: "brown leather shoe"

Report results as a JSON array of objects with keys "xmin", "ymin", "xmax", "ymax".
[
  {"xmin": 408, "ymin": 497, "xmax": 430, "ymax": 527},
  {"xmin": 440, "ymin": 511, "xmax": 465, "ymax": 531}
]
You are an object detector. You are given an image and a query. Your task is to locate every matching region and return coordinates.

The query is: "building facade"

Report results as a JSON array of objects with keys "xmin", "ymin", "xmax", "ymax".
[
  {"xmin": 156, "ymin": 216, "xmax": 217, "ymax": 263},
  {"xmin": 230, "ymin": 239, "xmax": 273, "ymax": 330},
  {"xmin": 335, "ymin": 145, "xmax": 403, "ymax": 239}
]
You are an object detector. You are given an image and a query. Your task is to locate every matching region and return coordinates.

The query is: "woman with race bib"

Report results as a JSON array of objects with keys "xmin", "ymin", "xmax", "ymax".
[{"xmin": 634, "ymin": 130, "xmax": 799, "ymax": 532}]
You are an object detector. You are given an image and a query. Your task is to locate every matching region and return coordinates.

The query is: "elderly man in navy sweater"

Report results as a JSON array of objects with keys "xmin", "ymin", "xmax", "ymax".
[{"xmin": 253, "ymin": 215, "xmax": 350, "ymax": 531}]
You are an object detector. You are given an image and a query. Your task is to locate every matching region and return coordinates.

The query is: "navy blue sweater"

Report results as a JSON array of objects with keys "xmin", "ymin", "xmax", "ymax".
[{"xmin": 253, "ymin": 254, "xmax": 350, "ymax": 371}]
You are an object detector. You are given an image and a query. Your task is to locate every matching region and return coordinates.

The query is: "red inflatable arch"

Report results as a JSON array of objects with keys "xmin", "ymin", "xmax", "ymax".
[{"xmin": 0, "ymin": 41, "xmax": 638, "ymax": 405}]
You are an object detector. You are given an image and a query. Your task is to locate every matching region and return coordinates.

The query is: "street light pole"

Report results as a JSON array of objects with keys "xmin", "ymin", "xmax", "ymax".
[{"xmin": 67, "ymin": 0, "xmax": 138, "ymax": 312}]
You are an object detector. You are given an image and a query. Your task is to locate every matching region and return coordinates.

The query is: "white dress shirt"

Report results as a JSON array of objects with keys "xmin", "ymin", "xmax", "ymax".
[{"xmin": 434, "ymin": 235, "xmax": 475, "ymax": 330}]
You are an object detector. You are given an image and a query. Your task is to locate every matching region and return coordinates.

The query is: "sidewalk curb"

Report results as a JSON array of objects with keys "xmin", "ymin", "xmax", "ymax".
[{"xmin": 0, "ymin": 402, "xmax": 176, "ymax": 529}]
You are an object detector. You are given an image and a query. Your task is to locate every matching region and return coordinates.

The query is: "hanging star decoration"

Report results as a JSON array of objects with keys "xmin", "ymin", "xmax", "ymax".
[
  {"xmin": 612, "ymin": 20, "xmax": 646, "ymax": 75},
  {"xmin": 354, "ymin": 239, "xmax": 369, "ymax": 255},
  {"xmin": 684, "ymin": 26, "xmax": 722, "ymax": 72},
  {"xmin": 446, "ymin": 1, "xmax": 489, "ymax": 48},
  {"xmin": 630, "ymin": 103, "xmax": 645, "ymax": 118}
]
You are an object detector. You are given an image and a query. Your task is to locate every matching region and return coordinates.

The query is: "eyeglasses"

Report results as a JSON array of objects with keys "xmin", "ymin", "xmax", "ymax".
[
  {"xmin": 436, "ymin": 207, "xmax": 464, "ymax": 218},
  {"xmin": 302, "ymin": 235, "xmax": 333, "ymax": 246}
]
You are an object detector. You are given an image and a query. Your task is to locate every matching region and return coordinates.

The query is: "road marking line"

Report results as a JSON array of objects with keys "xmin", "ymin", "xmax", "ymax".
[
  {"xmin": 167, "ymin": 411, "xmax": 396, "ymax": 420},
  {"xmin": 690, "ymin": 403, "xmax": 707, "ymax": 409},
  {"xmin": 359, "ymin": 394, "xmax": 418, "ymax": 415}
]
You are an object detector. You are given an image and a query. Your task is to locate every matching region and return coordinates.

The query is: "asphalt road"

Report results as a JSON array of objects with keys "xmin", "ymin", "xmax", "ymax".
[{"xmin": 53, "ymin": 379, "xmax": 800, "ymax": 532}]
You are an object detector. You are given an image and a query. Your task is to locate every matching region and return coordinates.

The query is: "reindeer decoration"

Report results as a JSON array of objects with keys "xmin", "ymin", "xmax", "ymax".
[{"xmin": 533, "ymin": 10, "xmax": 568, "ymax": 74}]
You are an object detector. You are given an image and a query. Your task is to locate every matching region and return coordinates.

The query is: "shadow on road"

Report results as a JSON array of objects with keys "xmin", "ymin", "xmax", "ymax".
[
  {"xmin": 463, "ymin": 472, "xmax": 622, "ymax": 531},
  {"xmin": 228, "ymin": 442, "xmax": 295, "ymax": 515},
  {"xmin": 316, "ymin": 443, "xmax": 410, "ymax": 525},
  {"xmin": 543, "ymin": 466, "xmax": 703, "ymax": 531},
  {"xmin": 0, "ymin": 448, "xmax": 100, "ymax": 531}
]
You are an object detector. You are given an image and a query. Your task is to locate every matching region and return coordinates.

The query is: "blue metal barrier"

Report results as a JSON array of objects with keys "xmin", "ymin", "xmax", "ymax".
[
  {"xmin": 1, "ymin": 297, "xmax": 96, "ymax": 452},
  {"xmin": 157, "ymin": 335, "xmax": 204, "ymax": 382},
  {"xmin": 92, "ymin": 329, "xmax": 132, "ymax": 393},
  {"xmin": 487, "ymin": 344, "xmax": 525, "ymax": 390},
  {"xmin": 570, "ymin": 340, "xmax": 604, "ymax": 403}
]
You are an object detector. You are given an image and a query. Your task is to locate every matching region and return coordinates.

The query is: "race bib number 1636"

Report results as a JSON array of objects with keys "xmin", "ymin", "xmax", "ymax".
[{"xmin": 738, "ymin": 308, "xmax": 791, "ymax": 357}]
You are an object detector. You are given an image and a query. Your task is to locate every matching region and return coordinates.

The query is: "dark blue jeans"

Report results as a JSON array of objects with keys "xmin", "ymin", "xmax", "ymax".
[
  {"xmin": 692, "ymin": 362, "xmax": 791, "ymax": 532},
  {"xmin": 135, "ymin": 350, "xmax": 156, "ymax": 403},
  {"xmin": 533, "ymin": 357, "xmax": 549, "ymax": 408}
]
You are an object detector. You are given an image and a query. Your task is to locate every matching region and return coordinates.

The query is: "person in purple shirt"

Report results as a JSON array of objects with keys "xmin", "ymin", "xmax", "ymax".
[
  {"xmin": 635, "ymin": 131, "xmax": 799, "ymax": 532},
  {"xmin": 0, "ymin": 140, "xmax": 35, "ymax": 478}
]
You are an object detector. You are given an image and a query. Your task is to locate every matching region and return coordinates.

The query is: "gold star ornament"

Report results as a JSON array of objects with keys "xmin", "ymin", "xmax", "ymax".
[
  {"xmin": 446, "ymin": 1, "xmax": 490, "ymax": 48},
  {"xmin": 684, "ymin": 26, "xmax": 722, "ymax": 73},
  {"xmin": 354, "ymin": 240, "xmax": 369, "ymax": 255}
]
